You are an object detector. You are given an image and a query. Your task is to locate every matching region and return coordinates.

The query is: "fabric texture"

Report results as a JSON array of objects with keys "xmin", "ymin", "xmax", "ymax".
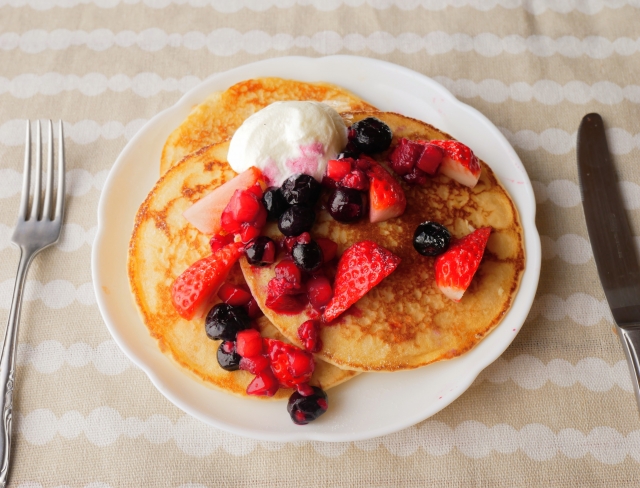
[{"xmin": 1, "ymin": 1, "xmax": 640, "ymax": 486}]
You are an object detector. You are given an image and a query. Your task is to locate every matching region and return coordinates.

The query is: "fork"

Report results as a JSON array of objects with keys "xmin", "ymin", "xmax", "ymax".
[{"xmin": 0, "ymin": 120, "xmax": 65, "ymax": 487}]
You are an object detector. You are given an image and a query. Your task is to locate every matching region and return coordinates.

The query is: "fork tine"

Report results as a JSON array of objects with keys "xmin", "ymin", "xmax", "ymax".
[
  {"xmin": 42, "ymin": 120, "xmax": 54, "ymax": 220},
  {"xmin": 29, "ymin": 120, "xmax": 42, "ymax": 221},
  {"xmin": 54, "ymin": 120, "xmax": 65, "ymax": 221},
  {"xmin": 18, "ymin": 121, "xmax": 31, "ymax": 221}
]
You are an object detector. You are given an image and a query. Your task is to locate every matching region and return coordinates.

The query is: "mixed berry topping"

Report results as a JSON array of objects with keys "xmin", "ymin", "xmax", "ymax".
[
  {"xmin": 287, "ymin": 386, "xmax": 328, "ymax": 425},
  {"xmin": 413, "ymin": 222, "xmax": 451, "ymax": 257},
  {"xmin": 348, "ymin": 117, "xmax": 393, "ymax": 154},
  {"xmin": 175, "ymin": 115, "xmax": 489, "ymax": 426}
]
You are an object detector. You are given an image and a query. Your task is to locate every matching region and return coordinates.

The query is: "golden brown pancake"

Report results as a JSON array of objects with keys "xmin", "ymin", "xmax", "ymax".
[
  {"xmin": 160, "ymin": 77, "xmax": 377, "ymax": 174},
  {"xmin": 128, "ymin": 156, "xmax": 358, "ymax": 400},
  {"xmin": 240, "ymin": 111, "xmax": 526, "ymax": 372}
]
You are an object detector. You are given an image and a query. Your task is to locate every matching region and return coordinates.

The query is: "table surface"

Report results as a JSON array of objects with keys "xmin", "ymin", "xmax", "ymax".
[{"xmin": 1, "ymin": 1, "xmax": 640, "ymax": 487}]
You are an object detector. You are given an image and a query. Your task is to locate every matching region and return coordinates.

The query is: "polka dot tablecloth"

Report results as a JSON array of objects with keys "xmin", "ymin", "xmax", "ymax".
[{"xmin": 1, "ymin": 1, "xmax": 640, "ymax": 486}]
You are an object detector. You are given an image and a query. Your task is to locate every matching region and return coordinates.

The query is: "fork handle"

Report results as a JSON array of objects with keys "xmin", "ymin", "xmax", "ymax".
[{"xmin": 0, "ymin": 248, "xmax": 35, "ymax": 488}]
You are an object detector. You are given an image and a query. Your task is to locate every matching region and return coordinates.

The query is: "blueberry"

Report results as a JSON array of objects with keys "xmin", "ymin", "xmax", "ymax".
[
  {"xmin": 292, "ymin": 241, "xmax": 323, "ymax": 272},
  {"xmin": 413, "ymin": 221, "xmax": 451, "ymax": 257},
  {"xmin": 278, "ymin": 205, "xmax": 315, "ymax": 237},
  {"xmin": 348, "ymin": 117, "xmax": 393, "ymax": 154},
  {"xmin": 280, "ymin": 174, "xmax": 321, "ymax": 207},
  {"xmin": 262, "ymin": 187, "xmax": 289, "ymax": 221},
  {"xmin": 327, "ymin": 187, "xmax": 364, "ymax": 223},
  {"xmin": 205, "ymin": 303, "xmax": 251, "ymax": 341},
  {"xmin": 287, "ymin": 386, "xmax": 328, "ymax": 425},
  {"xmin": 217, "ymin": 341, "xmax": 241, "ymax": 371},
  {"xmin": 245, "ymin": 236, "xmax": 276, "ymax": 266}
]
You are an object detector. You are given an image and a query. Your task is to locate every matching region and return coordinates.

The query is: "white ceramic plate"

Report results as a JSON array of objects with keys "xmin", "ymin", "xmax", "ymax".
[{"xmin": 92, "ymin": 56, "xmax": 541, "ymax": 442}]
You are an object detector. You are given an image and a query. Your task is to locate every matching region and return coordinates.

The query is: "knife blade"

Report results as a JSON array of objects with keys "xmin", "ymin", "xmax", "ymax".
[{"xmin": 578, "ymin": 112, "xmax": 640, "ymax": 411}]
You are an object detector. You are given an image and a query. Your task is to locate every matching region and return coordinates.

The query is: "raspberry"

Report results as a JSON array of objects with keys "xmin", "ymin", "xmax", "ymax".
[
  {"xmin": 297, "ymin": 319, "xmax": 322, "ymax": 353},
  {"xmin": 306, "ymin": 276, "xmax": 333, "ymax": 309},
  {"xmin": 339, "ymin": 169, "xmax": 369, "ymax": 191},
  {"xmin": 274, "ymin": 259, "xmax": 302, "ymax": 285},
  {"xmin": 265, "ymin": 339, "xmax": 315, "ymax": 388},
  {"xmin": 209, "ymin": 233, "xmax": 234, "ymax": 253}
]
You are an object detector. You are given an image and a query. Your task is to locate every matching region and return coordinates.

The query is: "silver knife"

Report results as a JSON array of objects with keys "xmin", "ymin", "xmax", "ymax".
[{"xmin": 578, "ymin": 112, "xmax": 640, "ymax": 411}]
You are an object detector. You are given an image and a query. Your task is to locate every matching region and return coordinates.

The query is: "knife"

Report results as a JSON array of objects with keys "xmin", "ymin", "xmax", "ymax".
[{"xmin": 578, "ymin": 112, "xmax": 640, "ymax": 411}]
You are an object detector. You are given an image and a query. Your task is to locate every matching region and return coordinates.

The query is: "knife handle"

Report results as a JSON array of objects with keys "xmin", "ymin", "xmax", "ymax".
[{"xmin": 617, "ymin": 327, "xmax": 640, "ymax": 412}]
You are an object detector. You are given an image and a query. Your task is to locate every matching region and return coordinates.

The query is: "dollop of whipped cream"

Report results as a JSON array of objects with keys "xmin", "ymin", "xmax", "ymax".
[{"xmin": 227, "ymin": 101, "xmax": 348, "ymax": 186}]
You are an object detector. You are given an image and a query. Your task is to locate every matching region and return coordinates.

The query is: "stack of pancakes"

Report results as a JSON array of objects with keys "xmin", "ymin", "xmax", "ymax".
[{"xmin": 128, "ymin": 78, "xmax": 525, "ymax": 400}]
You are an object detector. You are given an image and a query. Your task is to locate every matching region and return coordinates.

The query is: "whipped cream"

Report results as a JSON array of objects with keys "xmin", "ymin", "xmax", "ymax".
[{"xmin": 227, "ymin": 101, "xmax": 348, "ymax": 186}]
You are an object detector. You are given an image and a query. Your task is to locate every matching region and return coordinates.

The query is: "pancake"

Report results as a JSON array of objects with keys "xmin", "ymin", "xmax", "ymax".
[
  {"xmin": 128, "ymin": 156, "xmax": 358, "ymax": 400},
  {"xmin": 240, "ymin": 111, "xmax": 526, "ymax": 372},
  {"xmin": 160, "ymin": 77, "xmax": 377, "ymax": 174}
]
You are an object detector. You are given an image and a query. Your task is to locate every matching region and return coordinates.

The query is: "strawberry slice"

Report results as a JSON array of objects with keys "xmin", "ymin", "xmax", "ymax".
[
  {"xmin": 429, "ymin": 140, "xmax": 481, "ymax": 188},
  {"xmin": 365, "ymin": 158, "xmax": 407, "ymax": 223},
  {"xmin": 323, "ymin": 241, "xmax": 400, "ymax": 323},
  {"xmin": 435, "ymin": 227, "xmax": 491, "ymax": 302},
  {"xmin": 171, "ymin": 241, "xmax": 244, "ymax": 320},
  {"xmin": 183, "ymin": 167, "xmax": 265, "ymax": 235}
]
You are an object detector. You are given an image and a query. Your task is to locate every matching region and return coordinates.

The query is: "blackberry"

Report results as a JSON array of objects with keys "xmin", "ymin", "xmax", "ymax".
[
  {"xmin": 287, "ymin": 386, "xmax": 328, "ymax": 425},
  {"xmin": 280, "ymin": 174, "xmax": 321, "ymax": 207},
  {"xmin": 205, "ymin": 303, "xmax": 251, "ymax": 341},
  {"xmin": 348, "ymin": 117, "xmax": 393, "ymax": 154},
  {"xmin": 292, "ymin": 241, "xmax": 323, "ymax": 272},
  {"xmin": 278, "ymin": 205, "xmax": 315, "ymax": 237},
  {"xmin": 413, "ymin": 221, "xmax": 451, "ymax": 257},
  {"xmin": 217, "ymin": 341, "xmax": 241, "ymax": 371}
]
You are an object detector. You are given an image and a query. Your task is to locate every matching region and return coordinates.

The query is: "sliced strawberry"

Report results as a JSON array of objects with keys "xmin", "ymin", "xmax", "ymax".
[
  {"xmin": 365, "ymin": 158, "xmax": 407, "ymax": 223},
  {"xmin": 326, "ymin": 159, "xmax": 352, "ymax": 181},
  {"xmin": 323, "ymin": 241, "xmax": 400, "ymax": 323},
  {"xmin": 265, "ymin": 339, "xmax": 315, "ymax": 389},
  {"xmin": 217, "ymin": 282, "xmax": 252, "ymax": 307},
  {"xmin": 246, "ymin": 368, "xmax": 279, "ymax": 397},
  {"xmin": 435, "ymin": 227, "xmax": 491, "ymax": 302},
  {"xmin": 171, "ymin": 241, "xmax": 244, "ymax": 320},
  {"xmin": 236, "ymin": 329, "xmax": 263, "ymax": 358},
  {"xmin": 183, "ymin": 167, "xmax": 265, "ymax": 235},
  {"xmin": 429, "ymin": 140, "xmax": 481, "ymax": 188}
]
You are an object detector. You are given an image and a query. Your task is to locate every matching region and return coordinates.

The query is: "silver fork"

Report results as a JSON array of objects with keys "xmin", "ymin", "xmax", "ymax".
[{"xmin": 0, "ymin": 120, "xmax": 65, "ymax": 487}]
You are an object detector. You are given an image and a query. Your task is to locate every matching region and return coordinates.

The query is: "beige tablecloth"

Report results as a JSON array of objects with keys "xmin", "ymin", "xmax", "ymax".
[{"xmin": 1, "ymin": 1, "xmax": 640, "ymax": 486}]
